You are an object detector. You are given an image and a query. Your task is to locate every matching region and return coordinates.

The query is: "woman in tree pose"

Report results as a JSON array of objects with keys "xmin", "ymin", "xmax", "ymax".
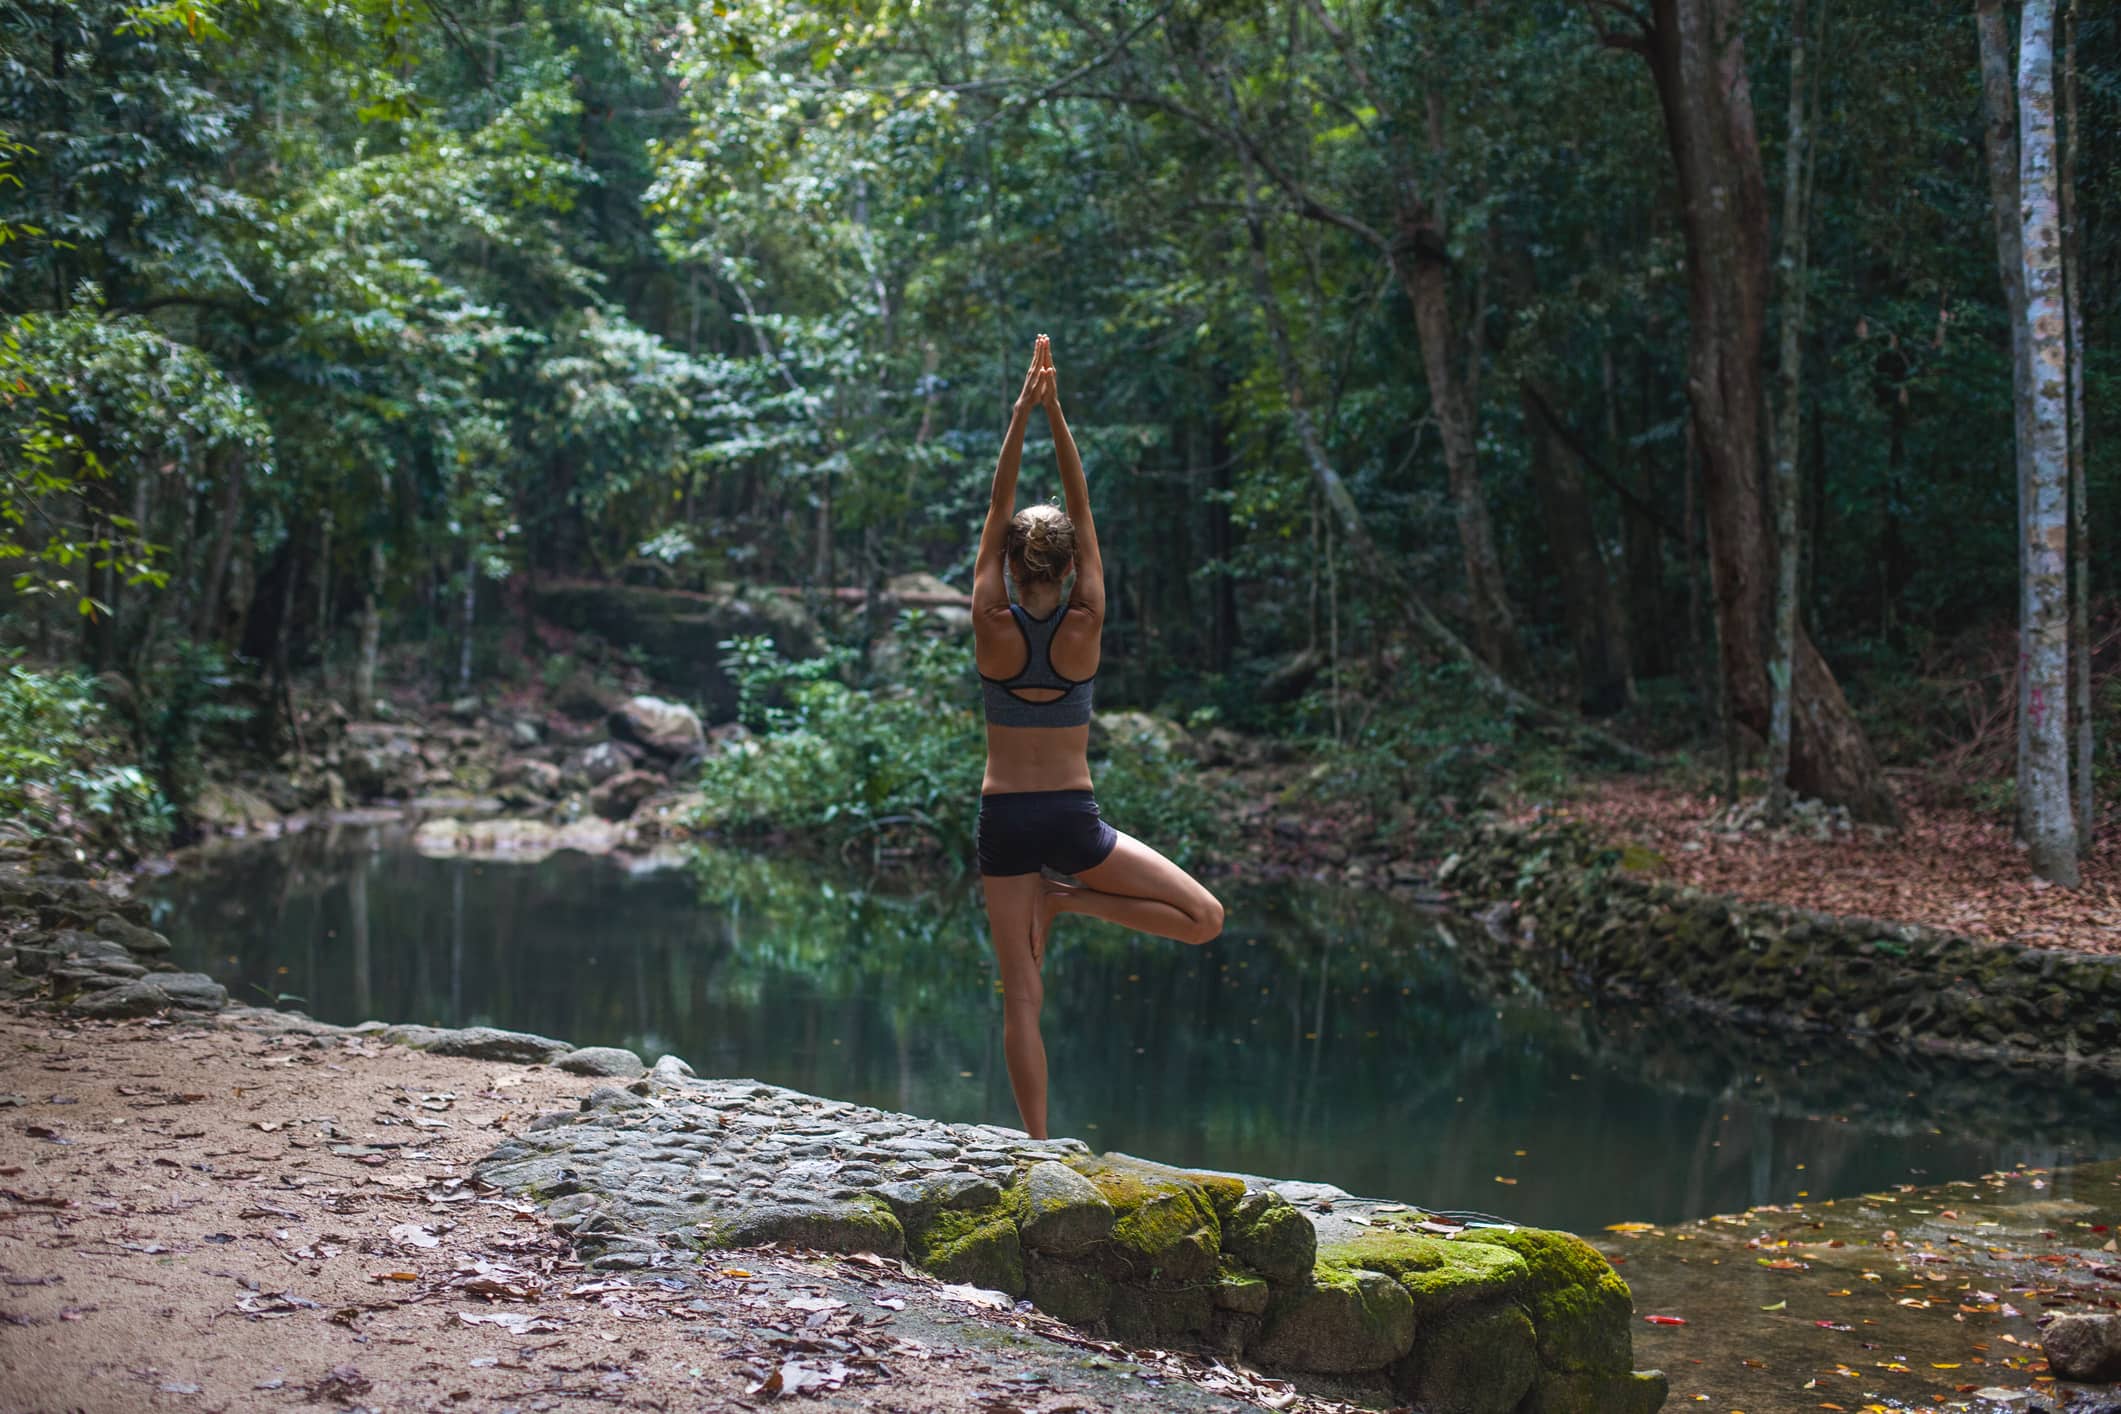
[{"xmin": 974, "ymin": 334, "xmax": 1225, "ymax": 1139}]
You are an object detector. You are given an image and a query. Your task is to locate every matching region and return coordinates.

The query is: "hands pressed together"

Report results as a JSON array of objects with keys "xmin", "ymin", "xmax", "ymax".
[{"xmin": 1013, "ymin": 333, "xmax": 1061, "ymax": 416}]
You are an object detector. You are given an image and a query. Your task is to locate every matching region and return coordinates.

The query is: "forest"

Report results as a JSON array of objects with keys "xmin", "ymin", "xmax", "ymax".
[{"xmin": 2, "ymin": 0, "xmax": 2114, "ymax": 887}]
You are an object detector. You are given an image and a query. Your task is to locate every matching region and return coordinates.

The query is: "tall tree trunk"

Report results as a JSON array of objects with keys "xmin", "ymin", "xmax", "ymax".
[
  {"xmin": 2016, "ymin": 0, "xmax": 2080, "ymax": 885},
  {"xmin": 1392, "ymin": 216, "xmax": 1526, "ymax": 684},
  {"xmin": 191, "ymin": 451, "xmax": 245, "ymax": 644},
  {"xmin": 1631, "ymin": 0, "xmax": 1898, "ymax": 823},
  {"xmin": 1522, "ymin": 383, "xmax": 1634, "ymax": 715},
  {"xmin": 2061, "ymin": 0, "xmax": 2092, "ymax": 850},
  {"xmin": 1978, "ymin": 0, "xmax": 2035, "ymax": 838},
  {"xmin": 353, "ymin": 542, "xmax": 384, "ymax": 716},
  {"xmin": 1767, "ymin": 0, "xmax": 1816, "ymax": 823}
]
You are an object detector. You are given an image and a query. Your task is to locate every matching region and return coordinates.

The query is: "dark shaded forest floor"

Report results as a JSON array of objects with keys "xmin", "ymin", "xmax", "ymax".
[{"xmin": 1525, "ymin": 778, "xmax": 2120, "ymax": 954}]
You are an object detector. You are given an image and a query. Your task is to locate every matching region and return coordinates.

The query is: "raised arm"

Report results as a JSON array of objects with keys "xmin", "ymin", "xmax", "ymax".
[
  {"xmin": 1042, "ymin": 346, "xmax": 1103, "ymax": 619},
  {"xmin": 973, "ymin": 339, "xmax": 1052, "ymax": 616}
]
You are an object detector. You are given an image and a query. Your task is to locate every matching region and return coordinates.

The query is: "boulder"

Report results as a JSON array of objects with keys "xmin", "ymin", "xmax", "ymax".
[
  {"xmin": 1025, "ymin": 1255, "xmax": 1112, "ymax": 1325},
  {"xmin": 65, "ymin": 971, "xmax": 226, "ymax": 1018},
  {"xmin": 510, "ymin": 719, "xmax": 542, "ymax": 748},
  {"xmin": 1251, "ymin": 1263, "xmax": 1417, "ymax": 1373},
  {"xmin": 563, "ymin": 741, "xmax": 637, "ymax": 790},
  {"xmin": 494, "ymin": 758, "xmax": 563, "ymax": 798},
  {"xmin": 1224, "ymin": 1189, "xmax": 1317, "ymax": 1284},
  {"xmin": 447, "ymin": 695, "xmax": 482, "ymax": 722},
  {"xmin": 423, "ymin": 1026, "xmax": 573, "ymax": 1065},
  {"xmin": 648, "ymin": 1054, "xmax": 696, "ymax": 1086},
  {"xmin": 339, "ymin": 735, "xmax": 422, "ymax": 802},
  {"xmin": 915, "ymin": 1208, "xmax": 1024, "ymax": 1296},
  {"xmin": 191, "ymin": 783, "xmax": 283, "ymax": 832},
  {"xmin": 1392, "ymin": 1303, "xmax": 1541, "ymax": 1414},
  {"xmin": 556, "ymin": 1046, "xmax": 647, "ymax": 1079},
  {"xmin": 706, "ymin": 1199, "xmax": 904, "ymax": 1258},
  {"xmin": 2045, "ymin": 1312, "xmax": 2121, "ymax": 1382},
  {"xmin": 1017, "ymin": 1161, "xmax": 1116, "ymax": 1254},
  {"xmin": 589, "ymin": 770, "xmax": 663, "ymax": 822},
  {"xmin": 608, "ymin": 696, "xmax": 706, "ymax": 763},
  {"xmin": 1088, "ymin": 710, "xmax": 1190, "ymax": 757}
]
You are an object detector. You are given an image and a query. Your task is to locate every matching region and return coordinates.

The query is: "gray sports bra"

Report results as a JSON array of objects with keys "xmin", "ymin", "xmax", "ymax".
[{"xmin": 980, "ymin": 601, "xmax": 1095, "ymax": 728}]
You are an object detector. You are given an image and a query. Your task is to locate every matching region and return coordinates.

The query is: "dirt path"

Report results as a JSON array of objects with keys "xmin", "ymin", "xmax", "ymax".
[{"xmin": 0, "ymin": 1007, "xmax": 1365, "ymax": 1414}]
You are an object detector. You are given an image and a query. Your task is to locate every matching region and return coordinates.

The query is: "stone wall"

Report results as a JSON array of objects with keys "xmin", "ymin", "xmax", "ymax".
[
  {"xmin": 1438, "ymin": 822, "xmax": 2121, "ymax": 1068},
  {"xmin": 474, "ymin": 1066, "xmax": 1668, "ymax": 1414}
]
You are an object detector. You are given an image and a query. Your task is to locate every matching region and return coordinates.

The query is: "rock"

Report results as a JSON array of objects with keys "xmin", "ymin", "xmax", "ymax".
[
  {"xmin": 648, "ymin": 1055, "xmax": 696, "ymax": 1086},
  {"xmin": 1317, "ymin": 1230, "xmax": 1530, "ymax": 1319},
  {"xmin": 556, "ymin": 1046, "xmax": 647, "ymax": 1079},
  {"xmin": 707, "ymin": 1200, "xmax": 905, "ymax": 1258},
  {"xmin": 411, "ymin": 816, "xmax": 629, "ymax": 862},
  {"xmin": 67, "ymin": 979, "xmax": 173, "ymax": 1018},
  {"xmin": 1224, "ymin": 1190, "xmax": 1316, "ymax": 1284},
  {"xmin": 1087, "ymin": 710, "xmax": 1189, "ymax": 757},
  {"xmin": 2044, "ymin": 1312, "xmax": 2121, "ymax": 1382},
  {"xmin": 447, "ymin": 695, "xmax": 482, "ymax": 722},
  {"xmin": 1392, "ymin": 1303, "xmax": 1541, "ymax": 1414},
  {"xmin": 915, "ymin": 1207, "xmax": 1024, "ymax": 1295},
  {"xmin": 340, "ymin": 735, "xmax": 422, "ymax": 802},
  {"xmin": 579, "ymin": 1086, "xmax": 649, "ymax": 1114},
  {"xmin": 495, "ymin": 758, "xmax": 563, "ymax": 798},
  {"xmin": 156, "ymin": 972, "xmax": 230, "ymax": 1011},
  {"xmin": 1017, "ymin": 1161, "xmax": 1116, "ymax": 1254},
  {"xmin": 191, "ymin": 783, "xmax": 282, "ymax": 832},
  {"xmin": 589, "ymin": 770, "xmax": 663, "ymax": 822},
  {"xmin": 1025, "ymin": 1256, "xmax": 1112, "ymax": 1325},
  {"xmin": 1519, "ymin": 1369, "xmax": 1669, "ymax": 1414},
  {"xmin": 1075, "ymin": 1157, "xmax": 1221, "ymax": 1282},
  {"xmin": 608, "ymin": 696, "xmax": 706, "ymax": 763},
  {"xmin": 510, "ymin": 719, "xmax": 542, "ymax": 748},
  {"xmin": 873, "ymin": 1174, "xmax": 1004, "ymax": 1227},
  {"xmin": 1251, "ymin": 1264, "xmax": 1417, "ymax": 1373},
  {"xmin": 1214, "ymin": 1268, "xmax": 1271, "ymax": 1315},
  {"xmin": 46, "ymin": 931, "xmax": 137, "ymax": 969},
  {"xmin": 1456, "ymin": 1227, "xmax": 1634, "ymax": 1375},
  {"xmin": 93, "ymin": 913, "xmax": 171, "ymax": 956},
  {"xmin": 532, "ymin": 581, "xmax": 821, "ymax": 720},
  {"xmin": 563, "ymin": 741, "xmax": 637, "ymax": 790},
  {"xmin": 424, "ymin": 1026, "xmax": 573, "ymax": 1065}
]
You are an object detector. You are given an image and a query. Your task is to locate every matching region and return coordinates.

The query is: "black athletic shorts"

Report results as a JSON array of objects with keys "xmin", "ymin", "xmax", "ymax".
[{"xmin": 976, "ymin": 789, "xmax": 1119, "ymax": 877}]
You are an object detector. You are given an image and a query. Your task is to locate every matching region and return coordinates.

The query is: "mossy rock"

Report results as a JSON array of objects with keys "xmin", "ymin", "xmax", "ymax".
[
  {"xmin": 1222, "ymin": 1189, "xmax": 1315, "ymax": 1284},
  {"xmin": 1072, "ymin": 1157, "xmax": 1221, "ymax": 1282},
  {"xmin": 709, "ymin": 1198, "xmax": 906, "ymax": 1259},
  {"xmin": 1024, "ymin": 1254, "xmax": 1111, "ymax": 1326},
  {"xmin": 1213, "ymin": 1263, "xmax": 1270, "ymax": 1316},
  {"xmin": 917, "ymin": 1206, "xmax": 1024, "ymax": 1296},
  {"xmin": 1392, "ymin": 1303, "xmax": 1540, "ymax": 1414},
  {"xmin": 1105, "ymin": 1280, "xmax": 1216, "ymax": 1345},
  {"xmin": 1456, "ymin": 1227, "xmax": 1633, "ymax": 1374},
  {"xmin": 1250, "ymin": 1262, "xmax": 1416, "ymax": 1374},
  {"xmin": 1522, "ymin": 1368, "xmax": 1669, "ymax": 1414},
  {"xmin": 1317, "ymin": 1230, "xmax": 1529, "ymax": 1319},
  {"xmin": 1017, "ymin": 1160, "xmax": 1115, "ymax": 1254},
  {"xmin": 1181, "ymin": 1170, "xmax": 1249, "ymax": 1218}
]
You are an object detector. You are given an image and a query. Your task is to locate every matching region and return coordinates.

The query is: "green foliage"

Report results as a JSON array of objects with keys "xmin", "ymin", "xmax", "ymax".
[
  {"xmin": 696, "ymin": 618, "xmax": 984, "ymax": 856},
  {"xmin": 0, "ymin": 657, "xmax": 171, "ymax": 853},
  {"xmin": 130, "ymin": 642, "xmax": 254, "ymax": 813}
]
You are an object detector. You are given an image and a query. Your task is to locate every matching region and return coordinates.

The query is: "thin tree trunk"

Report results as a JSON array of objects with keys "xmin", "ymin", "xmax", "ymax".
[
  {"xmin": 2061, "ymin": 0, "xmax": 2092, "ymax": 850},
  {"xmin": 353, "ymin": 542, "xmax": 384, "ymax": 716},
  {"xmin": 1633, "ymin": 0, "xmax": 1897, "ymax": 823},
  {"xmin": 1522, "ymin": 383, "xmax": 1634, "ymax": 715},
  {"xmin": 315, "ymin": 508, "xmax": 333, "ymax": 690},
  {"xmin": 1978, "ymin": 0, "xmax": 2035, "ymax": 839},
  {"xmin": 1767, "ymin": 0, "xmax": 1816, "ymax": 823},
  {"xmin": 457, "ymin": 551, "xmax": 476, "ymax": 695},
  {"xmin": 2016, "ymin": 0, "xmax": 2079, "ymax": 885},
  {"xmin": 192, "ymin": 451, "xmax": 244, "ymax": 644}
]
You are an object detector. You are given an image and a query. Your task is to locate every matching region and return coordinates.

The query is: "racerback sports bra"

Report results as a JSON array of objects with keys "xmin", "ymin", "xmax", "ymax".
[{"xmin": 980, "ymin": 601, "xmax": 1095, "ymax": 728}]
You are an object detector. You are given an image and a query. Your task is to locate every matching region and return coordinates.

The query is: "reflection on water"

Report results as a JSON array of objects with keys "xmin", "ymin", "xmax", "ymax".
[{"xmin": 144, "ymin": 824, "xmax": 2121, "ymax": 1234}]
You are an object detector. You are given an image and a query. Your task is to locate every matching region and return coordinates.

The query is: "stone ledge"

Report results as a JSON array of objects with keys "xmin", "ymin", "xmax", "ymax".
[
  {"xmin": 1437, "ymin": 821, "xmax": 2121, "ymax": 1068},
  {"xmin": 473, "ymin": 1071, "xmax": 1667, "ymax": 1413}
]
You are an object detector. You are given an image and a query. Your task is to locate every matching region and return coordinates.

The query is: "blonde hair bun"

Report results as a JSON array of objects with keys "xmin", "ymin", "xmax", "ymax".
[{"xmin": 1006, "ymin": 502, "xmax": 1077, "ymax": 587}]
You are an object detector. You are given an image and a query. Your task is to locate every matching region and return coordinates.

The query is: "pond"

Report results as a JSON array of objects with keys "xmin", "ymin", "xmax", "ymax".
[{"xmin": 144, "ymin": 822, "xmax": 2121, "ymax": 1237}]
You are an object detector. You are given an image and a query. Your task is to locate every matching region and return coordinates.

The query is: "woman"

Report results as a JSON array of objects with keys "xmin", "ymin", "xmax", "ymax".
[{"xmin": 974, "ymin": 334, "xmax": 1225, "ymax": 1140}]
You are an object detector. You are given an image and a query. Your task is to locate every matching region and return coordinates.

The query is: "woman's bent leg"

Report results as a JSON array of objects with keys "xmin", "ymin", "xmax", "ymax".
[
  {"xmin": 1051, "ymin": 830, "xmax": 1224, "ymax": 945},
  {"xmin": 982, "ymin": 871, "xmax": 1049, "ymax": 1139}
]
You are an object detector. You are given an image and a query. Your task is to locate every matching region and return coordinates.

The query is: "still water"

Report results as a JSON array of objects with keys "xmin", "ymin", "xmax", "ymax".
[{"xmin": 144, "ymin": 823, "xmax": 2121, "ymax": 1235}]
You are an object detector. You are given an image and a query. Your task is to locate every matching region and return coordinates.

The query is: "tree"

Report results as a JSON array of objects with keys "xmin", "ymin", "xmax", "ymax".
[
  {"xmin": 2015, "ymin": 0, "xmax": 2078, "ymax": 885},
  {"xmin": 1591, "ymin": 0, "xmax": 1898, "ymax": 824}
]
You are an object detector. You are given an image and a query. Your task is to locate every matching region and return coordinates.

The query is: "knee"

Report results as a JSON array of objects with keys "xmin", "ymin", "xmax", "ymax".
[{"xmin": 1004, "ymin": 984, "xmax": 1044, "ymax": 1018}]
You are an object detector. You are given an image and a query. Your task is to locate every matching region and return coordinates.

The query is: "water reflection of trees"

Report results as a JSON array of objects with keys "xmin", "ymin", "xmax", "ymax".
[{"xmin": 146, "ymin": 836, "xmax": 2119, "ymax": 1231}]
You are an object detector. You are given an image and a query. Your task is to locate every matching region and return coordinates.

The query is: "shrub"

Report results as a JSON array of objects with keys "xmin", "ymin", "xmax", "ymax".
[{"xmin": 0, "ymin": 656, "xmax": 171, "ymax": 854}]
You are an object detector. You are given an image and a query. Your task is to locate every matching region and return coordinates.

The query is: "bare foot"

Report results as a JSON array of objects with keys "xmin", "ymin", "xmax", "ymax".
[{"xmin": 1030, "ymin": 878, "xmax": 1076, "ymax": 969}]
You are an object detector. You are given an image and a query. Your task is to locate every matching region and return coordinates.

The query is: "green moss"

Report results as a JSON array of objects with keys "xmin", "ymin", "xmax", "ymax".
[
  {"xmin": 1072, "ymin": 1158, "xmax": 1221, "ymax": 1281},
  {"xmin": 1213, "ymin": 1263, "xmax": 1271, "ymax": 1316},
  {"xmin": 919, "ymin": 1206, "xmax": 1024, "ymax": 1295},
  {"xmin": 1456, "ymin": 1227, "xmax": 1633, "ymax": 1374},
  {"xmin": 1105, "ymin": 1281, "xmax": 1216, "ymax": 1344},
  {"xmin": 1184, "ymin": 1171, "xmax": 1249, "ymax": 1218},
  {"xmin": 1318, "ymin": 1231, "xmax": 1529, "ymax": 1319},
  {"xmin": 1521, "ymin": 1369, "xmax": 1669, "ymax": 1414},
  {"xmin": 1224, "ymin": 1190, "xmax": 1315, "ymax": 1284},
  {"xmin": 1024, "ymin": 1255, "xmax": 1111, "ymax": 1326}
]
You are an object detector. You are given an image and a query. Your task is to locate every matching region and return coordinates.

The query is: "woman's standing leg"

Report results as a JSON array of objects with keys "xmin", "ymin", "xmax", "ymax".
[
  {"xmin": 1042, "ymin": 831, "xmax": 1224, "ymax": 946},
  {"xmin": 982, "ymin": 871, "xmax": 1049, "ymax": 1139}
]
